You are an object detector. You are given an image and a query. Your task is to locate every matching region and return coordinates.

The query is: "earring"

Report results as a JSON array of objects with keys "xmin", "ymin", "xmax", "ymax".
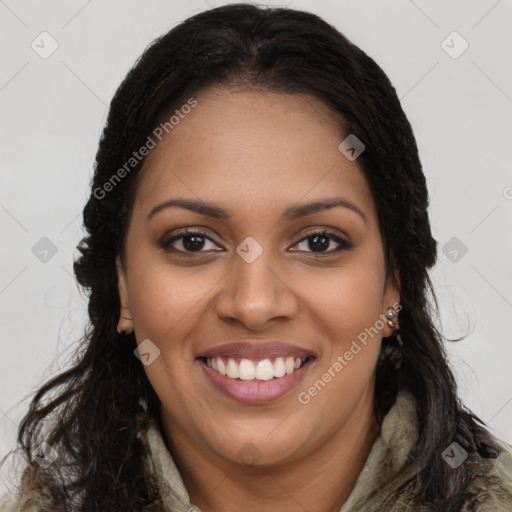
[
  {"xmin": 385, "ymin": 306, "xmax": 400, "ymax": 329},
  {"xmin": 117, "ymin": 316, "xmax": 133, "ymax": 335}
]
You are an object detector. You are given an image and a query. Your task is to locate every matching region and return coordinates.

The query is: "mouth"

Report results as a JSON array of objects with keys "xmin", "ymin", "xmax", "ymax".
[
  {"xmin": 198, "ymin": 355, "xmax": 314, "ymax": 381},
  {"xmin": 197, "ymin": 355, "xmax": 316, "ymax": 404}
]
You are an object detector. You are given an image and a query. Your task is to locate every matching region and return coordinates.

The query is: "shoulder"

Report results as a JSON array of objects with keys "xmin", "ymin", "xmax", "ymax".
[
  {"xmin": 467, "ymin": 435, "xmax": 512, "ymax": 511},
  {"xmin": 0, "ymin": 489, "xmax": 52, "ymax": 512}
]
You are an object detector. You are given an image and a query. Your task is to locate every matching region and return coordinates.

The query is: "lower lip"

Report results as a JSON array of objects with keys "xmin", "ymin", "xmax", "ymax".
[{"xmin": 198, "ymin": 358, "xmax": 314, "ymax": 404}]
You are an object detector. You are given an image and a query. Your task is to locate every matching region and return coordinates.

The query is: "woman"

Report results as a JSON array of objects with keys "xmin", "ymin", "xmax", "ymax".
[{"xmin": 1, "ymin": 3, "xmax": 511, "ymax": 511}]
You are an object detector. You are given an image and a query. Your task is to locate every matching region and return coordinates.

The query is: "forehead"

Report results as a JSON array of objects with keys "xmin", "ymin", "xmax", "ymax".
[{"xmin": 132, "ymin": 87, "xmax": 376, "ymax": 224}]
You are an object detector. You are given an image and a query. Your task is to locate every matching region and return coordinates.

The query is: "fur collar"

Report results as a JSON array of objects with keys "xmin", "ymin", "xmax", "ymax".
[{"xmin": 138, "ymin": 390, "xmax": 512, "ymax": 511}]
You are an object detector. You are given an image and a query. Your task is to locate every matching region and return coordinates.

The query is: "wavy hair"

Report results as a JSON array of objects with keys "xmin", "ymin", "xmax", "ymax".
[{"xmin": 1, "ymin": 3, "xmax": 500, "ymax": 511}]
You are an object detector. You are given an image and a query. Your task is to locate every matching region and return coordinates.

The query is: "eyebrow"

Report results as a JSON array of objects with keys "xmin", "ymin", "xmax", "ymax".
[{"xmin": 147, "ymin": 197, "xmax": 367, "ymax": 224}]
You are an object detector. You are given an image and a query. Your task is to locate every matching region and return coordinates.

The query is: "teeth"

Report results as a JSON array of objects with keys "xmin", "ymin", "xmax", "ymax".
[
  {"xmin": 273, "ymin": 357, "xmax": 286, "ymax": 378},
  {"xmin": 217, "ymin": 358, "xmax": 226, "ymax": 376},
  {"xmin": 255, "ymin": 359, "xmax": 274, "ymax": 381},
  {"xmin": 239, "ymin": 359, "xmax": 256, "ymax": 380},
  {"xmin": 226, "ymin": 359, "xmax": 239, "ymax": 379},
  {"xmin": 205, "ymin": 356, "xmax": 309, "ymax": 381}
]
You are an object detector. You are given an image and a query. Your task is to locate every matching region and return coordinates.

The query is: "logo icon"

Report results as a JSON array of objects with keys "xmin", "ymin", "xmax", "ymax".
[
  {"xmin": 441, "ymin": 32, "xmax": 469, "ymax": 59},
  {"xmin": 442, "ymin": 237, "xmax": 468, "ymax": 263},
  {"xmin": 134, "ymin": 339, "xmax": 161, "ymax": 366},
  {"xmin": 31, "ymin": 32, "xmax": 59, "ymax": 59},
  {"xmin": 442, "ymin": 441, "xmax": 468, "ymax": 469},
  {"xmin": 32, "ymin": 442, "xmax": 58, "ymax": 468},
  {"xmin": 338, "ymin": 134, "xmax": 365, "ymax": 161},
  {"xmin": 236, "ymin": 236, "xmax": 263, "ymax": 263},
  {"xmin": 236, "ymin": 442, "xmax": 262, "ymax": 466},
  {"xmin": 32, "ymin": 237, "xmax": 58, "ymax": 263}
]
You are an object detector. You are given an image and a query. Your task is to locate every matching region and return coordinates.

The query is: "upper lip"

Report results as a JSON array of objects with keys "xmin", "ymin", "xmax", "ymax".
[{"xmin": 197, "ymin": 340, "xmax": 315, "ymax": 360}]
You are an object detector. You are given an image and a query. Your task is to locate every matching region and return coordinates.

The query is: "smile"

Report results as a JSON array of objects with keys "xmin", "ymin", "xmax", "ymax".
[
  {"xmin": 198, "ymin": 356, "xmax": 315, "ymax": 404},
  {"xmin": 202, "ymin": 356, "xmax": 313, "ymax": 381}
]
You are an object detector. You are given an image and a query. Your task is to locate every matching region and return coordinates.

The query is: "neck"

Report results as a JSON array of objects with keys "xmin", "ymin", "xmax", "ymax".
[{"xmin": 161, "ymin": 387, "xmax": 380, "ymax": 512}]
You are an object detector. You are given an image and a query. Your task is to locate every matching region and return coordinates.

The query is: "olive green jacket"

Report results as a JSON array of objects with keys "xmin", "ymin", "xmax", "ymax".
[{"xmin": 2, "ymin": 391, "xmax": 512, "ymax": 511}]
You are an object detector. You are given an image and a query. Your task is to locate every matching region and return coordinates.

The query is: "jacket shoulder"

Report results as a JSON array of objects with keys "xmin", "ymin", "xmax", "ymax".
[
  {"xmin": 0, "ymin": 489, "xmax": 50, "ymax": 512},
  {"xmin": 468, "ymin": 437, "xmax": 512, "ymax": 511}
]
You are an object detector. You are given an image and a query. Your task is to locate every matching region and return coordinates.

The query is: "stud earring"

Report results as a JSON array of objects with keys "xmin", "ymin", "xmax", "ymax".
[{"xmin": 385, "ymin": 306, "xmax": 400, "ymax": 329}]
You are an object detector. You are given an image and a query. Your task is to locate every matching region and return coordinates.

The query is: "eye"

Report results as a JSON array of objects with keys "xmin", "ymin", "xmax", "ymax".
[
  {"xmin": 160, "ymin": 229, "xmax": 222, "ymax": 254},
  {"xmin": 160, "ymin": 228, "xmax": 353, "ymax": 255},
  {"xmin": 290, "ymin": 230, "xmax": 353, "ymax": 254}
]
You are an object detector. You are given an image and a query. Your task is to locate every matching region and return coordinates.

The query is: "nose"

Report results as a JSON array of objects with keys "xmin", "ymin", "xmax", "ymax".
[{"xmin": 213, "ymin": 244, "xmax": 300, "ymax": 330}]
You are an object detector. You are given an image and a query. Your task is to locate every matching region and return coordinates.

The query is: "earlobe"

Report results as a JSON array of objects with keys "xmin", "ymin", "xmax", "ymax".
[{"xmin": 116, "ymin": 255, "xmax": 134, "ymax": 335}]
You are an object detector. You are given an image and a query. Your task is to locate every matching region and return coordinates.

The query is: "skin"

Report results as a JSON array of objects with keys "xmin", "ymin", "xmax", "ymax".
[{"xmin": 116, "ymin": 87, "xmax": 400, "ymax": 512}]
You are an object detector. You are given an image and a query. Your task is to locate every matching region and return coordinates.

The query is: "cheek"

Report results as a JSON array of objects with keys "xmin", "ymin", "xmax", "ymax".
[
  {"xmin": 307, "ymin": 260, "xmax": 385, "ymax": 336},
  {"xmin": 127, "ymin": 263, "xmax": 214, "ymax": 352},
  {"xmin": 300, "ymin": 257, "xmax": 386, "ymax": 378},
  {"xmin": 301, "ymin": 264, "xmax": 385, "ymax": 413},
  {"xmin": 127, "ymin": 266, "xmax": 209, "ymax": 409}
]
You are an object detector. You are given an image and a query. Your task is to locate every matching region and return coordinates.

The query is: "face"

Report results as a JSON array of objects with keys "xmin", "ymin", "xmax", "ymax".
[{"xmin": 116, "ymin": 87, "xmax": 400, "ymax": 467}]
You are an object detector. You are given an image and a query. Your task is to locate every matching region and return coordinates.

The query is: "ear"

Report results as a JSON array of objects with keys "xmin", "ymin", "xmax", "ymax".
[
  {"xmin": 116, "ymin": 254, "xmax": 132, "ymax": 319},
  {"xmin": 382, "ymin": 268, "xmax": 401, "ymax": 338}
]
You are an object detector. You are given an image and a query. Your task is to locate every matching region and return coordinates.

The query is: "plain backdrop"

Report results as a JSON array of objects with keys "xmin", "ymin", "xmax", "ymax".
[{"xmin": 1, "ymin": 0, "xmax": 511, "ymax": 494}]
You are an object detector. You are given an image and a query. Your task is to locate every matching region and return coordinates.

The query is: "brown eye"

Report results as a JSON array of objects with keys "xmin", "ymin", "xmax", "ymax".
[
  {"xmin": 291, "ymin": 230, "xmax": 353, "ymax": 254},
  {"xmin": 160, "ymin": 230, "xmax": 222, "ymax": 254}
]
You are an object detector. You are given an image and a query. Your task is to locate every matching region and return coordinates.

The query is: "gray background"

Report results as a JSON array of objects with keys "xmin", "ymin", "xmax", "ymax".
[{"xmin": 1, "ymin": 0, "xmax": 511, "ymax": 493}]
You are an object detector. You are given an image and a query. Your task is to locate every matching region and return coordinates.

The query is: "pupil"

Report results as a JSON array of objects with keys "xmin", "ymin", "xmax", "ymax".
[
  {"xmin": 183, "ymin": 235, "xmax": 205, "ymax": 251},
  {"xmin": 309, "ymin": 234, "xmax": 329, "ymax": 252}
]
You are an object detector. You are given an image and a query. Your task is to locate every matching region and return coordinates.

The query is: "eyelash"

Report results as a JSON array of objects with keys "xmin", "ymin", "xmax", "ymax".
[{"xmin": 160, "ymin": 228, "xmax": 353, "ymax": 256}]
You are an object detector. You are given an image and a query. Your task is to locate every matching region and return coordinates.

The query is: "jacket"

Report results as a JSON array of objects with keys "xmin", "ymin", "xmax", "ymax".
[{"xmin": 2, "ymin": 390, "xmax": 512, "ymax": 511}]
